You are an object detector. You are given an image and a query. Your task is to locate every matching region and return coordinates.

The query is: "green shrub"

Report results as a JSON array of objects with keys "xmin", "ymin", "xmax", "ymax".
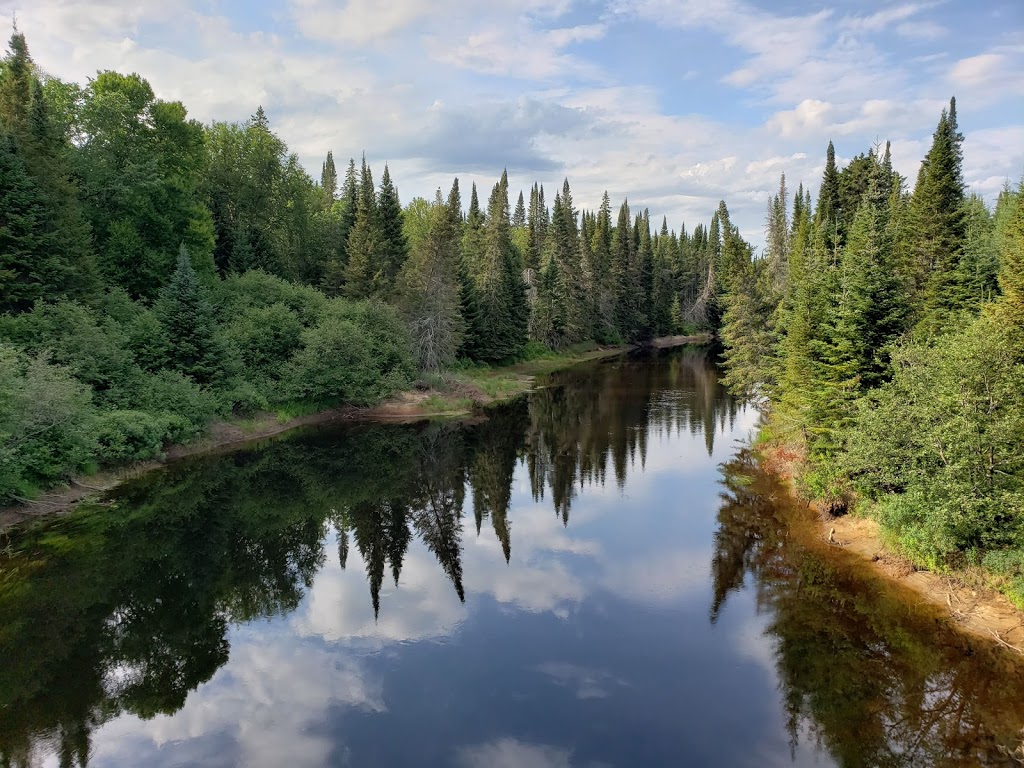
[
  {"xmin": 0, "ymin": 345, "xmax": 96, "ymax": 502},
  {"xmin": 215, "ymin": 270, "xmax": 326, "ymax": 326},
  {"xmin": 222, "ymin": 302, "xmax": 303, "ymax": 379},
  {"xmin": 845, "ymin": 315, "xmax": 1024, "ymax": 560},
  {"xmin": 517, "ymin": 341, "xmax": 557, "ymax": 362},
  {"xmin": 981, "ymin": 548, "xmax": 1024, "ymax": 609},
  {"xmin": 93, "ymin": 410, "xmax": 169, "ymax": 463},
  {"xmin": 131, "ymin": 370, "xmax": 223, "ymax": 441},
  {"xmin": 284, "ymin": 300, "xmax": 413, "ymax": 406},
  {"xmin": 222, "ymin": 379, "xmax": 271, "ymax": 415},
  {"xmin": 0, "ymin": 300, "xmax": 144, "ymax": 407}
]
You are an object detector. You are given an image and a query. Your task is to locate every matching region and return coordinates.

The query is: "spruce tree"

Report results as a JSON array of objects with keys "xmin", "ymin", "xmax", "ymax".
[
  {"xmin": 829, "ymin": 158, "xmax": 909, "ymax": 390},
  {"xmin": 343, "ymin": 155, "xmax": 381, "ymax": 299},
  {"xmin": 320, "ymin": 150, "xmax": 337, "ymax": 208},
  {"xmin": 512, "ymin": 190, "xmax": 526, "ymax": 229},
  {"xmin": 377, "ymin": 163, "xmax": 408, "ymax": 293},
  {"xmin": 910, "ymin": 98, "xmax": 968, "ymax": 334},
  {"xmin": 156, "ymin": 245, "xmax": 227, "ymax": 385},
  {"xmin": 397, "ymin": 191, "xmax": 465, "ymax": 370},
  {"xmin": 815, "ymin": 141, "xmax": 841, "ymax": 257},
  {"xmin": 476, "ymin": 171, "xmax": 527, "ymax": 360},
  {"xmin": 0, "ymin": 131, "xmax": 56, "ymax": 313}
]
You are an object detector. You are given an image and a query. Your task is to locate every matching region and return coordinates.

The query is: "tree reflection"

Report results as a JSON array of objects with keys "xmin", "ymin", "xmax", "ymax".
[
  {"xmin": 0, "ymin": 346, "xmax": 736, "ymax": 765},
  {"xmin": 712, "ymin": 449, "xmax": 1024, "ymax": 767}
]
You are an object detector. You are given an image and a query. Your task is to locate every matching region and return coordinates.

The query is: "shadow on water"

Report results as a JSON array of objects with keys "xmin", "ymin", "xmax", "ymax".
[{"xmin": 0, "ymin": 346, "xmax": 1023, "ymax": 767}]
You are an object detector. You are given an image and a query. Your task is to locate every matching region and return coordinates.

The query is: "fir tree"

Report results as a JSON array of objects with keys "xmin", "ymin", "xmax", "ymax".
[
  {"xmin": 377, "ymin": 163, "xmax": 408, "ymax": 293},
  {"xmin": 910, "ymin": 97, "xmax": 968, "ymax": 334},
  {"xmin": 155, "ymin": 245, "xmax": 227, "ymax": 385},
  {"xmin": 320, "ymin": 150, "xmax": 337, "ymax": 208},
  {"xmin": 343, "ymin": 155, "xmax": 381, "ymax": 299}
]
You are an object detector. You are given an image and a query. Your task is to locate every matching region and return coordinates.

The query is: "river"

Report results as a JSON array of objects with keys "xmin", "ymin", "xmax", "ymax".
[{"xmin": 2, "ymin": 347, "xmax": 1023, "ymax": 767}]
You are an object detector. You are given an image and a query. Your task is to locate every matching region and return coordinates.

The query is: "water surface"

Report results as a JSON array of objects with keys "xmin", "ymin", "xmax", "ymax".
[{"xmin": 2, "ymin": 348, "xmax": 1024, "ymax": 767}]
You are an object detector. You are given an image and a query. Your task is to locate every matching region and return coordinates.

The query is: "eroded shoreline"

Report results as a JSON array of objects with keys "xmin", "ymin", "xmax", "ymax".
[{"xmin": 758, "ymin": 442, "xmax": 1024, "ymax": 657}]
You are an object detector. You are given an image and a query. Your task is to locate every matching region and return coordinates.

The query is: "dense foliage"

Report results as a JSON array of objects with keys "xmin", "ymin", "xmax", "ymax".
[{"xmin": 714, "ymin": 98, "xmax": 1024, "ymax": 601}]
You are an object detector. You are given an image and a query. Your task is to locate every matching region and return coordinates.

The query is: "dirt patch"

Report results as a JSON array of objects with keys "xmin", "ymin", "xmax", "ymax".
[
  {"xmin": 821, "ymin": 514, "xmax": 1024, "ymax": 654},
  {"xmin": 759, "ymin": 439, "xmax": 1024, "ymax": 656},
  {"xmin": 651, "ymin": 334, "xmax": 712, "ymax": 348}
]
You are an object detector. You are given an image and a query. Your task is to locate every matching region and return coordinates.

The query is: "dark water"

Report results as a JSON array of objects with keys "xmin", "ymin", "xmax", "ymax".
[{"xmin": 2, "ymin": 348, "xmax": 1024, "ymax": 768}]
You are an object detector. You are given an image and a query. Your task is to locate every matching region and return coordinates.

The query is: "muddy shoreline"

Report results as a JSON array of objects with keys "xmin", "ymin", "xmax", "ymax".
[{"xmin": 758, "ymin": 441, "xmax": 1024, "ymax": 657}]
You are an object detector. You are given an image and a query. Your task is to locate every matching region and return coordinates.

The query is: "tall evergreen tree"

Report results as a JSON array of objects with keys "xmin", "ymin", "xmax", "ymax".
[
  {"xmin": 910, "ymin": 97, "xmax": 968, "ymax": 334},
  {"xmin": 377, "ymin": 163, "xmax": 408, "ymax": 294},
  {"xmin": 320, "ymin": 150, "xmax": 337, "ymax": 209},
  {"xmin": 397, "ymin": 191, "xmax": 465, "ymax": 371},
  {"xmin": 343, "ymin": 155, "xmax": 381, "ymax": 299},
  {"xmin": 0, "ymin": 131, "xmax": 55, "ymax": 313},
  {"xmin": 155, "ymin": 245, "xmax": 227, "ymax": 385},
  {"xmin": 475, "ymin": 171, "xmax": 527, "ymax": 360}
]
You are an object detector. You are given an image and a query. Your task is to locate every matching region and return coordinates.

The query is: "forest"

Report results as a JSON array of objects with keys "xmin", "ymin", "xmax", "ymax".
[
  {"xmin": 0, "ymin": 28, "xmax": 1022, "ymax": 601},
  {"xmin": 0, "ymin": 30, "xmax": 712, "ymax": 505},
  {"xmin": 715, "ymin": 100, "xmax": 1024, "ymax": 603}
]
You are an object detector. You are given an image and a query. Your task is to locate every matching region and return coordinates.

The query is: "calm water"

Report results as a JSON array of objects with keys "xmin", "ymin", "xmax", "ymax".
[{"xmin": 2, "ymin": 348, "xmax": 1024, "ymax": 768}]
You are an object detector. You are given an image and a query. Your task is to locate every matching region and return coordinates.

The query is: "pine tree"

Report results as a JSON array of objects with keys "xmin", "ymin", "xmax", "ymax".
[
  {"xmin": 377, "ymin": 163, "xmax": 408, "ymax": 294},
  {"xmin": 155, "ymin": 245, "xmax": 227, "ymax": 385},
  {"xmin": 343, "ymin": 155, "xmax": 381, "ymax": 299},
  {"xmin": 320, "ymin": 150, "xmax": 337, "ymax": 209},
  {"xmin": 397, "ymin": 191, "xmax": 465, "ymax": 371},
  {"xmin": 0, "ymin": 131, "xmax": 56, "ymax": 313},
  {"xmin": 910, "ymin": 97, "xmax": 968, "ymax": 334}
]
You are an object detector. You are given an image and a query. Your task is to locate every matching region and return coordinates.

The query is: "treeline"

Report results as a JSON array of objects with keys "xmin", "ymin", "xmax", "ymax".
[
  {"xmin": 715, "ymin": 98, "xmax": 1024, "ymax": 602},
  {"xmin": 0, "ymin": 30, "xmax": 728, "ymax": 503}
]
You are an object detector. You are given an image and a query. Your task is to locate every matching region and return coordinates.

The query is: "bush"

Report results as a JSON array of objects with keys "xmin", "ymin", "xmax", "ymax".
[
  {"xmin": 93, "ymin": 410, "xmax": 169, "ymax": 463},
  {"xmin": 222, "ymin": 379, "xmax": 271, "ymax": 415},
  {"xmin": 845, "ymin": 315, "xmax": 1024, "ymax": 562},
  {"xmin": 222, "ymin": 302, "xmax": 303, "ymax": 380},
  {"xmin": 0, "ymin": 300, "xmax": 144, "ymax": 407},
  {"xmin": 215, "ymin": 270, "xmax": 326, "ymax": 326},
  {"xmin": 0, "ymin": 345, "xmax": 96, "ymax": 501},
  {"xmin": 981, "ymin": 548, "xmax": 1024, "ymax": 609},
  {"xmin": 285, "ymin": 300, "xmax": 414, "ymax": 406},
  {"xmin": 130, "ymin": 370, "xmax": 223, "ymax": 441}
]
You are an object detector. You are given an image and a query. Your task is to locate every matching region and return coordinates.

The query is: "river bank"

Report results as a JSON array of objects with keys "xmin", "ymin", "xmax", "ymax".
[
  {"xmin": 758, "ymin": 439, "xmax": 1024, "ymax": 657},
  {"xmin": 0, "ymin": 335, "xmax": 710, "ymax": 530}
]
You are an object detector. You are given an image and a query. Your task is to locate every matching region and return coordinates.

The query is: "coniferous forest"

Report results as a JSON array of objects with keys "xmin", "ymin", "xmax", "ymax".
[{"xmin": 0, "ymin": 31, "xmax": 1022, "ymax": 598}]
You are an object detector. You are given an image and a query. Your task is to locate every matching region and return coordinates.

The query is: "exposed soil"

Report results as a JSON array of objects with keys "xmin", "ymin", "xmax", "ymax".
[{"xmin": 760, "ymin": 441, "xmax": 1024, "ymax": 657}]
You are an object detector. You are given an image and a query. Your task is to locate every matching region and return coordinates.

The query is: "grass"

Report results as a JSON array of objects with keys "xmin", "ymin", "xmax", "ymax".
[{"xmin": 421, "ymin": 394, "xmax": 475, "ymax": 413}]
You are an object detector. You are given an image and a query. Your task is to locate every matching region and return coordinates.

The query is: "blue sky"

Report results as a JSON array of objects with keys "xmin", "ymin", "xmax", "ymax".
[{"xmin": 5, "ymin": 0, "xmax": 1023, "ymax": 247}]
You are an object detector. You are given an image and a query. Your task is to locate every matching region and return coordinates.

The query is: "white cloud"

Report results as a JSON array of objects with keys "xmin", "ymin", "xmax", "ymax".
[
  {"xmin": 455, "ymin": 737, "xmax": 574, "ymax": 768},
  {"xmin": 85, "ymin": 631, "xmax": 385, "ymax": 768}
]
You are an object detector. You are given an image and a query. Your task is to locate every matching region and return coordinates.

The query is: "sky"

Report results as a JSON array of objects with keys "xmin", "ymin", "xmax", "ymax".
[{"xmin": 4, "ymin": 0, "xmax": 1023, "ymax": 248}]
